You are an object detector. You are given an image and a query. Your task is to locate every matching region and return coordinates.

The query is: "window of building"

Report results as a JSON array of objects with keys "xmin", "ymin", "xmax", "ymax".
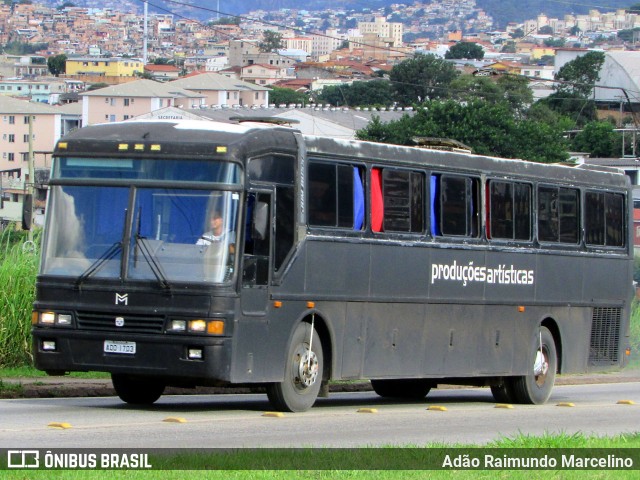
[
  {"xmin": 538, "ymin": 185, "xmax": 580, "ymax": 243},
  {"xmin": 585, "ymin": 191, "xmax": 624, "ymax": 247},
  {"xmin": 8, "ymin": 134, "xmax": 15, "ymax": 143},
  {"xmin": 488, "ymin": 180, "xmax": 532, "ymax": 241},
  {"xmin": 8, "ymin": 116, "xmax": 15, "ymax": 125},
  {"xmin": 8, "ymin": 153, "xmax": 15, "ymax": 162},
  {"xmin": 124, "ymin": 98, "xmax": 130, "ymax": 106}
]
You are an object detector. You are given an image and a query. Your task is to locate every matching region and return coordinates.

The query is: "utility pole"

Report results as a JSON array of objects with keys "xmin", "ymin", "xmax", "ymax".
[
  {"xmin": 27, "ymin": 114, "xmax": 35, "ymax": 241},
  {"xmin": 143, "ymin": 1, "xmax": 148, "ymax": 65}
]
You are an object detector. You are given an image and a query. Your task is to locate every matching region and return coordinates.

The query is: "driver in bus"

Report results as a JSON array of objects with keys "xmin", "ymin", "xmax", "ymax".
[{"xmin": 197, "ymin": 209, "xmax": 236, "ymax": 254}]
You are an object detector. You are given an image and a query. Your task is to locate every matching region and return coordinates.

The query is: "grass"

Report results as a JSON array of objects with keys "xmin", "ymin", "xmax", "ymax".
[
  {"xmin": 629, "ymin": 299, "xmax": 640, "ymax": 369},
  {"xmin": 0, "ymin": 366, "xmax": 109, "ymax": 379},
  {"xmin": 0, "ymin": 226, "xmax": 39, "ymax": 368}
]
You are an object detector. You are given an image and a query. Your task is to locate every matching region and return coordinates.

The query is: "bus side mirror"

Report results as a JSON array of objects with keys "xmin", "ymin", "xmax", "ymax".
[
  {"xmin": 252, "ymin": 201, "xmax": 269, "ymax": 240},
  {"xmin": 22, "ymin": 193, "xmax": 33, "ymax": 231}
]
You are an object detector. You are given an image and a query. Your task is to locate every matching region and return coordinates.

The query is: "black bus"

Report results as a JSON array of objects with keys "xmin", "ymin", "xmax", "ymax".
[{"xmin": 32, "ymin": 120, "xmax": 633, "ymax": 412}]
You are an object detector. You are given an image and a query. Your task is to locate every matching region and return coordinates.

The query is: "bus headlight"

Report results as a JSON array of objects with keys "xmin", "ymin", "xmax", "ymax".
[
  {"xmin": 167, "ymin": 319, "xmax": 225, "ymax": 335},
  {"xmin": 169, "ymin": 320, "xmax": 187, "ymax": 332},
  {"xmin": 34, "ymin": 311, "xmax": 73, "ymax": 327},
  {"xmin": 40, "ymin": 312, "xmax": 56, "ymax": 324},
  {"xmin": 188, "ymin": 320, "xmax": 207, "ymax": 333}
]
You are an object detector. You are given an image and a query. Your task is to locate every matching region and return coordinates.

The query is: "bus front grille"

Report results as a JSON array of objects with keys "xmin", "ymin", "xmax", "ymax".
[
  {"xmin": 589, "ymin": 307, "xmax": 621, "ymax": 365},
  {"xmin": 76, "ymin": 311, "xmax": 165, "ymax": 333}
]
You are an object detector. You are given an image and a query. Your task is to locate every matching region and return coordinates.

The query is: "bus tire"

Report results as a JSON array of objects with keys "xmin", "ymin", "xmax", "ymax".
[
  {"xmin": 371, "ymin": 379, "xmax": 432, "ymax": 399},
  {"xmin": 266, "ymin": 322, "xmax": 323, "ymax": 412},
  {"xmin": 112, "ymin": 374, "xmax": 165, "ymax": 405},
  {"xmin": 490, "ymin": 381, "xmax": 515, "ymax": 403},
  {"xmin": 510, "ymin": 326, "xmax": 557, "ymax": 405}
]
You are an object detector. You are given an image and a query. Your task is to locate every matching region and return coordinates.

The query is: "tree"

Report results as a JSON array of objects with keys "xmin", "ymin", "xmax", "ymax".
[
  {"xmin": 47, "ymin": 54, "xmax": 67, "ymax": 76},
  {"xmin": 316, "ymin": 80, "xmax": 393, "ymax": 107},
  {"xmin": 497, "ymin": 74, "xmax": 534, "ymax": 114},
  {"xmin": 449, "ymin": 75, "xmax": 501, "ymax": 103},
  {"xmin": 389, "ymin": 53, "xmax": 459, "ymax": 105},
  {"xmin": 538, "ymin": 25, "xmax": 554, "ymax": 35},
  {"xmin": 554, "ymin": 51, "xmax": 605, "ymax": 98},
  {"xmin": 258, "ymin": 30, "xmax": 285, "ymax": 53},
  {"xmin": 510, "ymin": 28, "xmax": 525, "ymax": 39},
  {"xmin": 444, "ymin": 42, "xmax": 484, "ymax": 60},
  {"xmin": 544, "ymin": 38, "xmax": 566, "ymax": 48},
  {"xmin": 87, "ymin": 83, "xmax": 109, "ymax": 91},
  {"xmin": 537, "ymin": 91, "xmax": 598, "ymax": 127},
  {"xmin": 571, "ymin": 120, "xmax": 623, "ymax": 157},
  {"xmin": 501, "ymin": 41, "xmax": 516, "ymax": 53},
  {"xmin": 269, "ymin": 87, "xmax": 309, "ymax": 106},
  {"xmin": 356, "ymin": 99, "xmax": 568, "ymax": 163}
]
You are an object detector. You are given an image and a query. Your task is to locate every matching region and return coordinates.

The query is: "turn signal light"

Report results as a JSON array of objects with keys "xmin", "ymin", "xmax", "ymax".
[{"xmin": 207, "ymin": 320, "xmax": 224, "ymax": 335}]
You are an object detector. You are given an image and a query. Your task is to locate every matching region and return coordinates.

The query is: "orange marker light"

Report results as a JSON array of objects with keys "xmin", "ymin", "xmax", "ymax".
[
  {"xmin": 207, "ymin": 320, "xmax": 225, "ymax": 335},
  {"xmin": 518, "ymin": 306, "xmax": 525, "ymax": 313},
  {"xmin": 306, "ymin": 301, "xmax": 315, "ymax": 309},
  {"xmin": 274, "ymin": 301, "xmax": 282, "ymax": 308}
]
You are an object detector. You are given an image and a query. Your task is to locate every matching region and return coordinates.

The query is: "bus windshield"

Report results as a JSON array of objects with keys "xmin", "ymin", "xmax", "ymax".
[{"xmin": 42, "ymin": 185, "xmax": 239, "ymax": 285}]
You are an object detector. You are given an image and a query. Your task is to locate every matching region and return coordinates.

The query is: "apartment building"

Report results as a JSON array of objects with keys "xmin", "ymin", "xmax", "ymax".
[
  {"xmin": 357, "ymin": 16, "xmax": 403, "ymax": 48},
  {"xmin": 0, "ymin": 96, "xmax": 62, "ymax": 223},
  {"xmin": 169, "ymin": 72, "xmax": 269, "ymax": 107},
  {"xmin": 241, "ymin": 64, "xmax": 294, "ymax": 86},
  {"xmin": 66, "ymin": 57, "xmax": 143, "ymax": 77},
  {"xmin": 80, "ymin": 79, "xmax": 205, "ymax": 125}
]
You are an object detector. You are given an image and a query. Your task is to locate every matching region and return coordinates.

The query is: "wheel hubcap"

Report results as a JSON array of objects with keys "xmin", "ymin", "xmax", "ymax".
[
  {"xmin": 533, "ymin": 348, "xmax": 549, "ymax": 387},
  {"xmin": 293, "ymin": 345, "xmax": 319, "ymax": 389}
]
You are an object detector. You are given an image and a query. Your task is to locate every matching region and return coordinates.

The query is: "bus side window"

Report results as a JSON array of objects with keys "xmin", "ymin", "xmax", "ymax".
[
  {"xmin": 308, "ymin": 161, "xmax": 365, "ymax": 231},
  {"xmin": 436, "ymin": 174, "xmax": 480, "ymax": 238},
  {"xmin": 243, "ymin": 193, "xmax": 270, "ymax": 286}
]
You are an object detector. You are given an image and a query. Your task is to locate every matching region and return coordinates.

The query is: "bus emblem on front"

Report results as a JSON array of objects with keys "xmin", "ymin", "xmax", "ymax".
[
  {"xmin": 115, "ymin": 317, "xmax": 125, "ymax": 327},
  {"xmin": 115, "ymin": 293, "xmax": 128, "ymax": 305}
]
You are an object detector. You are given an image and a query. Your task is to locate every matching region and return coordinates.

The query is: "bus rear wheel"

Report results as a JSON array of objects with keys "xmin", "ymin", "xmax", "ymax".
[
  {"xmin": 510, "ymin": 326, "xmax": 557, "ymax": 405},
  {"xmin": 112, "ymin": 374, "xmax": 165, "ymax": 405},
  {"xmin": 371, "ymin": 379, "xmax": 432, "ymax": 399},
  {"xmin": 266, "ymin": 322, "xmax": 324, "ymax": 412}
]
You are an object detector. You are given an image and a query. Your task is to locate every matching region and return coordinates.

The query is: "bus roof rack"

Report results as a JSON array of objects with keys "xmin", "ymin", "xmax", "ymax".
[
  {"xmin": 411, "ymin": 137, "xmax": 473, "ymax": 153},
  {"xmin": 228, "ymin": 116, "xmax": 300, "ymax": 126}
]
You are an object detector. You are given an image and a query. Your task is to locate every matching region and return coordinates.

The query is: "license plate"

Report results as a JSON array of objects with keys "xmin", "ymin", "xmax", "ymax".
[{"xmin": 104, "ymin": 340, "xmax": 136, "ymax": 355}]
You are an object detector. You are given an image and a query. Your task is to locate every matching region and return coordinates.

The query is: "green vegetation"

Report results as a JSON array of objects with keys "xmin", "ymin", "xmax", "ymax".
[
  {"xmin": 0, "ymin": 226, "xmax": 39, "ymax": 368},
  {"xmin": 630, "ymin": 299, "xmax": 640, "ymax": 369}
]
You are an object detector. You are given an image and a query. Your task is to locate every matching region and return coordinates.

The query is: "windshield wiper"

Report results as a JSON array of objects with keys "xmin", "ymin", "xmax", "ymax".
[
  {"xmin": 134, "ymin": 233, "xmax": 172, "ymax": 293},
  {"xmin": 74, "ymin": 242, "xmax": 122, "ymax": 289}
]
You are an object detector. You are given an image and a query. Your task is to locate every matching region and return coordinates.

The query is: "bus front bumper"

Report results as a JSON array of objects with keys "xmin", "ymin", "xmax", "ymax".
[{"xmin": 32, "ymin": 328, "xmax": 233, "ymax": 384}]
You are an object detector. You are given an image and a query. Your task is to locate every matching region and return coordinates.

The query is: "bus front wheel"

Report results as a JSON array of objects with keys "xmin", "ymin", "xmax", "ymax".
[
  {"xmin": 112, "ymin": 374, "xmax": 165, "ymax": 405},
  {"xmin": 510, "ymin": 326, "xmax": 557, "ymax": 404},
  {"xmin": 266, "ymin": 322, "xmax": 324, "ymax": 412}
]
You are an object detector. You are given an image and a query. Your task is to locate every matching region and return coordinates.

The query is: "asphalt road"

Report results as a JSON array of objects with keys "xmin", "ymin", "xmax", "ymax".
[{"xmin": 0, "ymin": 382, "xmax": 638, "ymax": 448}]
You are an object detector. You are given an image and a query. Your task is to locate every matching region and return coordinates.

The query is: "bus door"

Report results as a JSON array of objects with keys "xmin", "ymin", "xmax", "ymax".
[{"xmin": 241, "ymin": 191, "xmax": 272, "ymax": 316}]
